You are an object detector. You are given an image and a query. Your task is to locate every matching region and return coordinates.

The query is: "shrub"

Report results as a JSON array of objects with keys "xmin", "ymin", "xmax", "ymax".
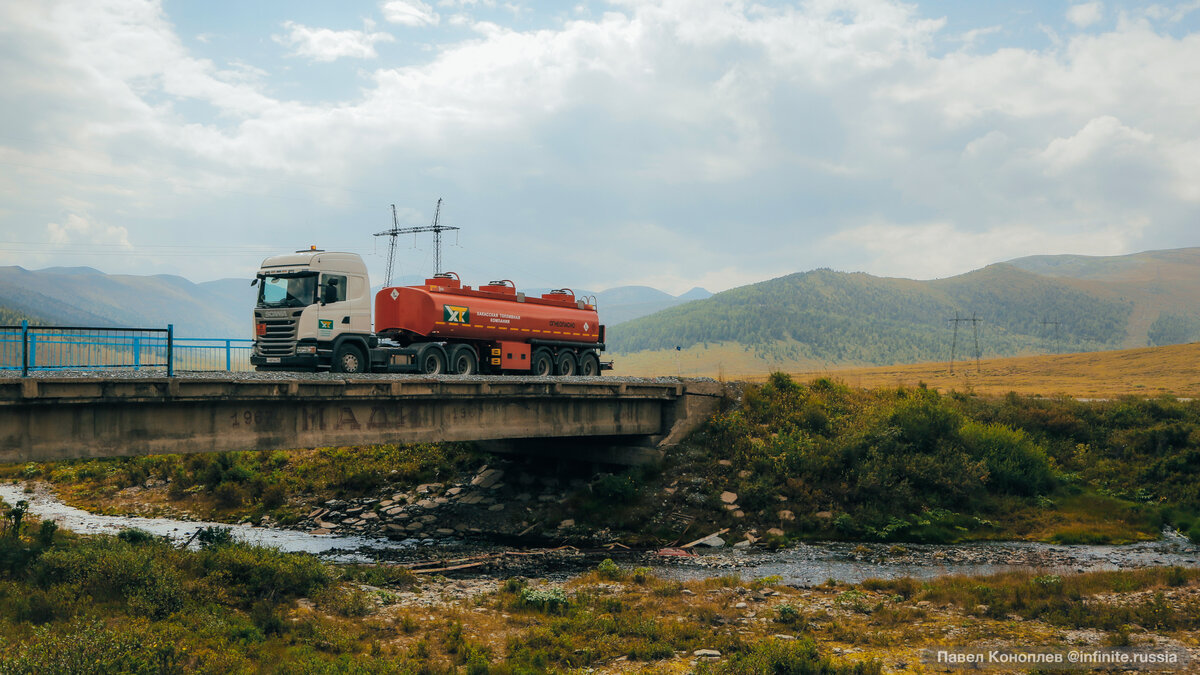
[
  {"xmin": 518, "ymin": 586, "xmax": 569, "ymax": 614},
  {"xmin": 214, "ymin": 482, "xmax": 246, "ymax": 508},
  {"xmin": 590, "ymin": 473, "xmax": 639, "ymax": 504},
  {"xmin": 959, "ymin": 421, "xmax": 1055, "ymax": 495},
  {"xmin": 33, "ymin": 538, "xmax": 185, "ymax": 618},
  {"xmin": 776, "ymin": 604, "xmax": 805, "ymax": 627},
  {"xmin": 0, "ymin": 618, "xmax": 185, "ymax": 674},
  {"xmin": 195, "ymin": 526, "xmax": 234, "ymax": 548},
  {"xmin": 117, "ymin": 528, "xmax": 155, "ymax": 545},
  {"xmin": 198, "ymin": 543, "xmax": 331, "ymax": 604},
  {"xmin": 596, "ymin": 558, "xmax": 622, "ymax": 581}
]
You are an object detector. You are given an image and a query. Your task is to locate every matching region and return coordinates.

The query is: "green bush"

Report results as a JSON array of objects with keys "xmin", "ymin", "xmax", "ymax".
[
  {"xmin": 596, "ymin": 558, "xmax": 622, "ymax": 581},
  {"xmin": 959, "ymin": 421, "xmax": 1055, "ymax": 495},
  {"xmin": 198, "ymin": 543, "xmax": 331, "ymax": 605},
  {"xmin": 195, "ymin": 526, "xmax": 234, "ymax": 548},
  {"xmin": 117, "ymin": 528, "xmax": 155, "ymax": 545},
  {"xmin": 518, "ymin": 586, "xmax": 569, "ymax": 614},
  {"xmin": 34, "ymin": 538, "xmax": 185, "ymax": 618},
  {"xmin": 0, "ymin": 618, "xmax": 185, "ymax": 674}
]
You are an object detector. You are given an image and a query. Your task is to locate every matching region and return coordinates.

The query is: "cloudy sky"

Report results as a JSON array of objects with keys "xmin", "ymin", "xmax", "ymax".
[{"xmin": 2, "ymin": 0, "xmax": 1198, "ymax": 294}]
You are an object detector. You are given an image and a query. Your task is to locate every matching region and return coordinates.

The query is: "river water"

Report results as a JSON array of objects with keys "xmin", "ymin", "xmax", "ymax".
[{"xmin": 4, "ymin": 483, "xmax": 1198, "ymax": 585}]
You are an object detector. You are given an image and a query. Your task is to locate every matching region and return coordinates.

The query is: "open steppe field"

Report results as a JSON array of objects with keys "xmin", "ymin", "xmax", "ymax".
[
  {"xmin": 792, "ymin": 342, "xmax": 1200, "ymax": 398},
  {"xmin": 617, "ymin": 341, "xmax": 1200, "ymax": 398}
]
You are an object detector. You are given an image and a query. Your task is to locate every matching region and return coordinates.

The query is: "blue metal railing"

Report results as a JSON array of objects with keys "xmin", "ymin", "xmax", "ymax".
[{"xmin": 0, "ymin": 322, "xmax": 254, "ymax": 375}]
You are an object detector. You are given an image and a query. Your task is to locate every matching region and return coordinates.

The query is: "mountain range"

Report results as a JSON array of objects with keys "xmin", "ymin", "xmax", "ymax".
[
  {"xmin": 0, "ymin": 266, "xmax": 709, "ymax": 338},
  {"xmin": 607, "ymin": 247, "xmax": 1200, "ymax": 375},
  {"xmin": 3, "ymin": 248, "xmax": 1196, "ymax": 375}
]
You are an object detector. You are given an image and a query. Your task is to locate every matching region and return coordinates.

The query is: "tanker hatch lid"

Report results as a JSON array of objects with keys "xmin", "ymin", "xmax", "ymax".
[{"xmin": 425, "ymin": 271, "xmax": 461, "ymax": 290}]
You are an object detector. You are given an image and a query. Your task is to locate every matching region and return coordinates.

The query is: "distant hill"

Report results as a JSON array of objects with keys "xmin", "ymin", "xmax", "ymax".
[
  {"xmin": 609, "ymin": 248, "xmax": 1200, "ymax": 375},
  {"xmin": 0, "ymin": 266, "xmax": 252, "ymax": 338},
  {"xmin": 1006, "ymin": 247, "xmax": 1200, "ymax": 347},
  {"xmin": 595, "ymin": 285, "xmax": 711, "ymax": 326},
  {"xmin": 0, "ymin": 266, "xmax": 705, "ymax": 339}
]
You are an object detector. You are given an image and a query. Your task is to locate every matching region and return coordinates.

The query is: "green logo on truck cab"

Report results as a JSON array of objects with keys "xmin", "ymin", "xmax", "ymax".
[
  {"xmin": 318, "ymin": 319, "xmax": 333, "ymax": 330},
  {"xmin": 444, "ymin": 305, "xmax": 469, "ymax": 324}
]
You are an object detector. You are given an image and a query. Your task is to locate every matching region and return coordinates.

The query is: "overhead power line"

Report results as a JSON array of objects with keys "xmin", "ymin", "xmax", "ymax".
[{"xmin": 373, "ymin": 198, "xmax": 460, "ymax": 283}]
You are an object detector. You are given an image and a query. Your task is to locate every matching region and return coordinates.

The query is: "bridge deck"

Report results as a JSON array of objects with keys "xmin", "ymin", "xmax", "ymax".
[{"xmin": 0, "ymin": 376, "xmax": 723, "ymax": 463}]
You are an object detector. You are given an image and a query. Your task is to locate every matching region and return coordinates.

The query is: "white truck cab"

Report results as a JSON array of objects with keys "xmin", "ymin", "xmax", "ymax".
[{"xmin": 251, "ymin": 249, "xmax": 372, "ymax": 371}]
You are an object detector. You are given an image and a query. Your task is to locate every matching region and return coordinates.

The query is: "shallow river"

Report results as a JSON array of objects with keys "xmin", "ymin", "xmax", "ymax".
[{"xmin": 4, "ymin": 483, "xmax": 1198, "ymax": 586}]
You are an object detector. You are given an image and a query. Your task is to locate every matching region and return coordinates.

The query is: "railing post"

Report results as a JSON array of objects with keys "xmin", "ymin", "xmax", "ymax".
[
  {"xmin": 133, "ymin": 335, "xmax": 141, "ymax": 371},
  {"xmin": 225, "ymin": 339, "xmax": 232, "ymax": 372},
  {"xmin": 20, "ymin": 320, "xmax": 28, "ymax": 378},
  {"xmin": 167, "ymin": 324, "xmax": 174, "ymax": 377}
]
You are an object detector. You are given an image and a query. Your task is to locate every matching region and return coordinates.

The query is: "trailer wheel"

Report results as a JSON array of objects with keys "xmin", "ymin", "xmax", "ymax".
[
  {"xmin": 531, "ymin": 348, "xmax": 554, "ymax": 377},
  {"xmin": 418, "ymin": 347, "xmax": 446, "ymax": 375},
  {"xmin": 555, "ymin": 350, "xmax": 577, "ymax": 376},
  {"xmin": 579, "ymin": 351, "xmax": 601, "ymax": 377},
  {"xmin": 332, "ymin": 343, "xmax": 365, "ymax": 373},
  {"xmin": 450, "ymin": 346, "xmax": 478, "ymax": 375}
]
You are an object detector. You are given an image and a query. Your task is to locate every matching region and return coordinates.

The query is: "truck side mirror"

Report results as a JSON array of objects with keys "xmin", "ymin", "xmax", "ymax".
[{"xmin": 250, "ymin": 278, "xmax": 259, "ymax": 287}]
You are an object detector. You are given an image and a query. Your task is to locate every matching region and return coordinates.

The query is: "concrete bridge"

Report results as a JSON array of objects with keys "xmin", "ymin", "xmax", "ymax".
[{"xmin": 0, "ymin": 376, "xmax": 729, "ymax": 465}]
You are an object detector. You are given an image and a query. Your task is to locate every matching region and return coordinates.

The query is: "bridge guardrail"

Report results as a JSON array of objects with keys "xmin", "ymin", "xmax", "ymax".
[{"xmin": 0, "ymin": 322, "xmax": 254, "ymax": 376}]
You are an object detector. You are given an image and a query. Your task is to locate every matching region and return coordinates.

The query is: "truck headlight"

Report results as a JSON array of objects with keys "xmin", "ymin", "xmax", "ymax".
[{"xmin": 296, "ymin": 344, "xmax": 317, "ymax": 355}]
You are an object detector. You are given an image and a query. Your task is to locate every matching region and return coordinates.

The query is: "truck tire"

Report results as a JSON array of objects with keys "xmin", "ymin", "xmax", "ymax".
[
  {"xmin": 418, "ymin": 346, "xmax": 446, "ymax": 375},
  {"xmin": 450, "ymin": 346, "xmax": 478, "ymax": 375},
  {"xmin": 531, "ymin": 348, "xmax": 554, "ymax": 377},
  {"xmin": 555, "ymin": 350, "xmax": 577, "ymax": 376},
  {"xmin": 332, "ymin": 343, "xmax": 365, "ymax": 373},
  {"xmin": 579, "ymin": 351, "xmax": 601, "ymax": 377}
]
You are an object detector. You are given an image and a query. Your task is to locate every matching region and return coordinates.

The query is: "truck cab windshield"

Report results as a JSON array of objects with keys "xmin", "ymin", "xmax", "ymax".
[{"xmin": 257, "ymin": 273, "xmax": 317, "ymax": 308}]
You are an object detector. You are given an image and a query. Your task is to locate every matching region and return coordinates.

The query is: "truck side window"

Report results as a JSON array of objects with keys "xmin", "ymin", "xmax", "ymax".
[{"xmin": 321, "ymin": 274, "xmax": 348, "ymax": 304}]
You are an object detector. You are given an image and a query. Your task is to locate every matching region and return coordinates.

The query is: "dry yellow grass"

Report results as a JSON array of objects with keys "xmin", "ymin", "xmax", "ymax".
[
  {"xmin": 617, "ymin": 341, "xmax": 1200, "ymax": 398},
  {"xmin": 790, "ymin": 342, "xmax": 1200, "ymax": 398}
]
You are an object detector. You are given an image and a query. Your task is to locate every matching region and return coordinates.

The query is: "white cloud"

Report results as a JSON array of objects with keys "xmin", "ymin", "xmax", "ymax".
[
  {"xmin": 1039, "ymin": 116, "xmax": 1153, "ymax": 175},
  {"xmin": 381, "ymin": 0, "xmax": 439, "ymax": 27},
  {"xmin": 3, "ymin": 0, "xmax": 1200, "ymax": 288},
  {"xmin": 274, "ymin": 21, "xmax": 395, "ymax": 62},
  {"xmin": 46, "ymin": 213, "xmax": 132, "ymax": 248},
  {"xmin": 1067, "ymin": 2, "xmax": 1104, "ymax": 29}
]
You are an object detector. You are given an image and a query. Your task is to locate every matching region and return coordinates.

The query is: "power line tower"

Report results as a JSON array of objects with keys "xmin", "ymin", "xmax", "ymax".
[
  {"xmin": 948, "ymin": 311, "xmax": 982, "ymax": 374},
  {"xmin": 1041, "ymin": 317, "xmax": 1062, "ymax": 354},
  {"xmin": 373, "ymin": 198, "xmax": 460, "ymax": 285}
]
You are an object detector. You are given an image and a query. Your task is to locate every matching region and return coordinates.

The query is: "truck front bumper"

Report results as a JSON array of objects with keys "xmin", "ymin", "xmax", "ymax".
[{"xmin": 251, "ymin": 354, "xmax": 320, "ymax": 370}]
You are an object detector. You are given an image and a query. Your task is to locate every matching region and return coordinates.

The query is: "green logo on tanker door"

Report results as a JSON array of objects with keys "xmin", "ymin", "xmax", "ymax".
[
  {"xmin": 444, "ymin": 305, "xmax": 470, "ymax": 324},
  {"xmin": 318, "ymin": 319, "xmax": 333, "ymax": 330}
]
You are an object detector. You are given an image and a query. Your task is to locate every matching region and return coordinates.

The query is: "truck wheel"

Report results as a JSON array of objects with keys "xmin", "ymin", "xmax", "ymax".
[
  {"xmin": 450, "ymin": 347, "xmax": 478, "ymax": 375},
  {"xmin": 555, "ymin": 351, "xmax": 577, "ymax": 376},
  {"xmin": 579, "ymin": 352, "xmax": 601, "ymax": 376},
  {"xmin": 531, "ymin": 349, "xmax": 554, "ymax": 377},
  {"xmin": 332, "ymin": 344, "xmax": 365, "ymax": 373},
  {"xmin": 419, "ymin": 347, "xmax": 446, "ymax": 375}
]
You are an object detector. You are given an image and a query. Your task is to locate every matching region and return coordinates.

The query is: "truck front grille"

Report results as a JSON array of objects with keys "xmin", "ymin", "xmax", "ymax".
[{"xmin": 255, "ymin": 309, "xmax": 303, "ymax": 356}]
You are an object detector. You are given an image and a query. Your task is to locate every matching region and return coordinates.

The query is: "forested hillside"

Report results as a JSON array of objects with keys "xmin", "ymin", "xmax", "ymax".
[{"xmin": 608, "ymin": 264, "xmax": 1133, "ymax": 365}]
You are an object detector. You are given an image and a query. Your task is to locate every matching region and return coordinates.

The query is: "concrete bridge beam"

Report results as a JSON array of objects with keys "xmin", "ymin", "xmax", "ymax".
[{"xmin": 0, "ymin": 377, "xmax": 731, "ymax": 464}]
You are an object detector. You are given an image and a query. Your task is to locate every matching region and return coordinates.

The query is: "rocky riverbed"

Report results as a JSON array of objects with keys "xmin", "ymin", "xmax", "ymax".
[{"xmin": 4, "ymin": 481, "xmax": 1197, "ymax": 586}]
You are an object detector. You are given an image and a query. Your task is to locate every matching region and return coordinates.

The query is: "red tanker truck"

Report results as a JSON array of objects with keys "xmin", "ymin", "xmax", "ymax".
[{"xmin": 250, "ymin": 249, "xmax": 609, "ymax": 375}]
